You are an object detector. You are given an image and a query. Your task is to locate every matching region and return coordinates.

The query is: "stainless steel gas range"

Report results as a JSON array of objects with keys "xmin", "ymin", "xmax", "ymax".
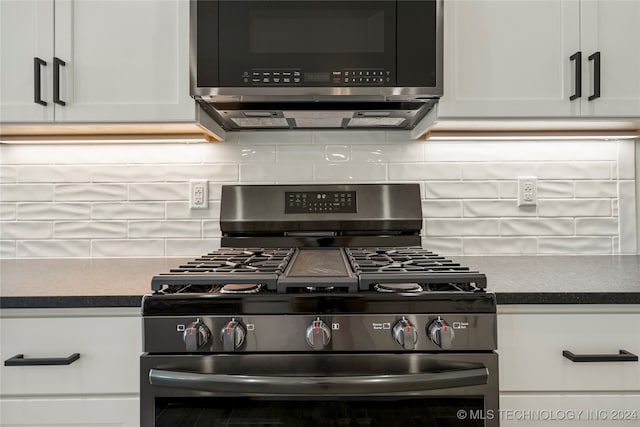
[{"xmin": 141, "ymin": 184, "xmax": 499, "ymax": 427}]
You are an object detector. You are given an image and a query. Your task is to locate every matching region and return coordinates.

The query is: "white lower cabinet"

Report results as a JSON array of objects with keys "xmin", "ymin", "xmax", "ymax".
[
  {"xmin": 498, "ymin": 305, "xmax": 640, "ymax": 426},
  {"xmin": 0, "ymin": 308, "xmax": 141, "ymax": 427},
  {"xmin": 1, "ymin": 396, "xmax": 139, "ymax": 427}
]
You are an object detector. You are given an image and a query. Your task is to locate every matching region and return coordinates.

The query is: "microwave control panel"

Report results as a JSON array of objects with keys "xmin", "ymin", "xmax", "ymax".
[{"xmin": 241, "ymin": 69, "xmax": 392, "ymax": 86}]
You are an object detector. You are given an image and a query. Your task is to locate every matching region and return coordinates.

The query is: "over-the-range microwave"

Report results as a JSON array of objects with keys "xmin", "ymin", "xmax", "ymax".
[{"xmin": 191, "ymin": 0, "xmax": 443, "ymax": 130}]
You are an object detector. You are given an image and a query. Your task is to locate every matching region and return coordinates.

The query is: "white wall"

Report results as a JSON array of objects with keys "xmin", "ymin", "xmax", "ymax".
[{"xmin": 0, "ymin": 131, "xmax": 636, "ymax": 258}]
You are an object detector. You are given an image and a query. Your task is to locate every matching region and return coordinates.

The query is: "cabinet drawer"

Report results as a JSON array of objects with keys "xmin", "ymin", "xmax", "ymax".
[
  {"xmin": 500, "ymin": 394, "xmax": 640, "ymax": 426},
  {"xmin": 498, "ymin": 313, "xmax": 640, "ymax": 391},
  {"xmin": 0, "ymin": 396, "xmax": 139, "ymax": 427},
  {"xmin": 0, "ymin": 316, "xmax": 140, "ymax": 395}
]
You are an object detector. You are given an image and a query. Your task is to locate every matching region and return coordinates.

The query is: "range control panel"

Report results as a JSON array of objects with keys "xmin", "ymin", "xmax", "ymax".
[
  {"xmin": 285, "ymin": 191, "xmax": 356, "ymax": 214},
  {"xmin": 241, "ymin": 69, "xmax": 392, "ymax": 86}
]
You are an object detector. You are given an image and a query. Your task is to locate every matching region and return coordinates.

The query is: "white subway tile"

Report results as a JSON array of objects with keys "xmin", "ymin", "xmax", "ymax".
[
  {"xmin": 129, "ymin": 221, "xmax": 201, "ymax": 238},
  {"xmin": 91, "ymin": 239, "xmax": 165, "ymax": 257},
  {"xmin": 462, "ymin": 237, "xmax": 537, "ymax": 255},
  {"xmin": 574, "ymin": 180, "xmax": 617, "ymax": 198},
  {"xmin": 240, "ymin": 162, "xmax": 314, "ymax": 182},
  {"xmin": 421, "ymin": 200, "xmax": 462, "ymax": 218},
  {"xmin": 55, "ymin": 184, "xmax": 127, "ymax": 201},
  {"xmin": 424, "ymin": 141, "xmax": 617, "ymax": 162},
  {"xmin": 0, "ymin": 222, "xmax": 53, "ymax": 239},
  {"xmin": 464, "ymin": 200, "xmax": 536, "ymax": 217},
  {"xmin": 351, "ymin": 144, "xmax": 424, "ymax": 163},
  {"xmin": 0, "ymin": 240, "xmax": 16, "ymax": 258},
  {"xmin": 613, "ymin": 236, "xmax": 620, "ymax": 255},
  {"xmin": 54, "ymin": 221, "xmax": 127, "ymax": 238},
  {"xmin": 421, "ymin": 237, "xmax": 463, "ymax": 255},
  {"xmin": 200, "ymin": 144, "xmax": 244, "ymax": 163},
  {"xmin": 203, "ymin": 221, "xmax": 222, "ymax": 237},
  {"xmin": 92, "ymin": 202, "xmax": 164, "ymax": 219},
  {"xmin": 18, "ymin": 166, "xmax": 91, "ymax": 183},
  {"xmin": 426, "ymin": 219, "xmax": 499, "ymax": 236},
  {"xmin": 538, "ymin": 199, "xmax": 611, "ymax": 217},
  {"xmin": 538, "ymin": 237, "xmax": 613, "ymax": 254},
  {"xmin": 537, "ymin": 180, "xmax": 574, "ymax": 198},
  {"xmin": 425, "ymin": 181, "xmax": 499, "ymax": 199},
  {"xmin": 618, "ymin": 180, "xmax": 637, "ymax": 253},
  {"xmin": 312, "ymin": 131, "xmax": 386, "ymax": 145},
  {"xmin": 0, "ymin": 184, "xmax": 53, "ymax": 201},
  {"xmin": 237, "ymin": 131, "xmax": 313, "ymax": 145},
  {"xmin": 276, "ymin": 145, "xmax": 324, "ymax": 162},
  {"xmin": 612, "ymin": 198, "xmax": 619, "ymax": 217},
  {"xmin": 0, "ymin": 166, "xmax": 17, "ymax": 183},
  {"xmin": 325, "ymin": 145, "xmax": 351, "ymax": 162},
  {"xmin": 388, "ymin": 163, "xmax": 461, "ymax": 180},
  {"xmin": 462, "ymin": 162, "xmax": 611, "ymax": 180},
  {"xmin": 166, "ymin": 202, "xmax": 221, "ymax": 219},
  {"xmin": 18, "ymin": 203, "xmax": 91, "ymax": 220},
  {"xmin": 91, "ymin": 165, "xmax": 166, "ymax": 182},
  {"xmin": 0, "ymin": 204, "xmax": 16, "ymax": 220},
  {"xmin": 166, "ymin": 239, "xmax": 221, "ymax": 256},
  {"xmin": 209, "ymin": 184, "xmax": 223, "ymax": 200},
  {"xmin": 17, "ymin": 240, "xmax": 91, "ymax": 257},
  {"xmin": 575, "ymin": 218, "xmax": 618, "ymax": 236},
  {"xmin": 314, "ymin": 163, "xmax": 386, "ymax": 181},
  {"xmin": 164, "ymin": 165, "xmax": 238, "ymax": 182},
  {"xmin": 238, "ymin": 146, "xmax": 276, "ymax": 163},
  {"xmin": 1, "ymin": 143, "xmax": 202, "ymax": 165},
  {"xmin": 386, "ymin": 131, "xmax": 418, "ymax": 143},
  {"xmin": 500, "ymin": 182, "xmax": 517, "ymax": 198},
  {"xmin": 129, "ymin": 183, "xmax": 188, "ymax": 201},
  {"xmin": 617, "ymin": 140, "xmax": 635, "ymax": 179},
  {"xmin": 501, "ymin": 218, "xmax": 574, "ymax": 236},
  {"xmin": 537, "ymin": 162, "xmax": 611, "ymax": 179}
]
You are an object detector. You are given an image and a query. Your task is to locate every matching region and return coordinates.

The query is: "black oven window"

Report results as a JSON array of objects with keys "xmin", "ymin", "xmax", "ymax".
[
  {"xmin": 249, "ymin": 8, "xmax": 385, "ymax": 54},
  {"xmin": 155, "ymin": 397, "xmax": 485, "ymax": 427}
]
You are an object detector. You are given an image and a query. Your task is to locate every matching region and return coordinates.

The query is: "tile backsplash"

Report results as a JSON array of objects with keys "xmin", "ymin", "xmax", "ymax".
[{"xmin": 0, "ymin": 132, "xmax": 637, "ymax": 258}]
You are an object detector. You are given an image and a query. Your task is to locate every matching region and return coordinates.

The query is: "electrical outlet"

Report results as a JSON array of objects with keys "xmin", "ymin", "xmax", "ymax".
[
  {"xmin": 517, "ymin": 176, "xmax": 537, "ymax": 207},
  {"xmin": 189, "ymin": 180, "xmax": 209, "ymax": 210}
]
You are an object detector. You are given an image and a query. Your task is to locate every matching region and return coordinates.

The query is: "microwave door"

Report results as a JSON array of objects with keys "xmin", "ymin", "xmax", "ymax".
[{"xmin": 216, "ymin": 1, "xmax": 397, "ymax": 87}]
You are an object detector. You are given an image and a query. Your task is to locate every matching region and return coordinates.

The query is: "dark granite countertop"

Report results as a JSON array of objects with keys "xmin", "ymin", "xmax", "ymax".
[{"xmin": 1, "ymin": 256, "xmax": 639, "ymax": 309}]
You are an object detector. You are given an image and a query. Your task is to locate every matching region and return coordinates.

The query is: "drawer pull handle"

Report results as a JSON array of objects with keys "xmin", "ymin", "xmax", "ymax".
[
  {"xmin": 563, "ymin": 349, "xmax": 638, "ymax": 363},
  {"xmin": 4, "ymin": 353, "xmax": 80, "ymax": 367}
]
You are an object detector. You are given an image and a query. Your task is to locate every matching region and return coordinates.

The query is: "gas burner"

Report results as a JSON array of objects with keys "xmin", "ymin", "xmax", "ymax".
[
  {"xmin": 221, "ymin": 283, "xmax": 262, "ymax": 294},
  {"xmin": 374, "ymin": 283, "xmax": 423, "ymax": 293}
]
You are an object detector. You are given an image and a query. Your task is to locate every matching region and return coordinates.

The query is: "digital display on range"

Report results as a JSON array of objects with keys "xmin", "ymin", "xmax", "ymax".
[{"xmin": 286, "ymin": 191, "xmax": 356, "ymax": 214}]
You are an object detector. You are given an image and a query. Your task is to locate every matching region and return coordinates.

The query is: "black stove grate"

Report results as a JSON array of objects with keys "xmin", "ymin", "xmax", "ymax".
[
  {"xmin": 346, "ymin": 248, "xmax": 487, "ymax": 291},
  {"xmin": 151, "ymin": 248, "xmax": 295, "ymax": 291}
]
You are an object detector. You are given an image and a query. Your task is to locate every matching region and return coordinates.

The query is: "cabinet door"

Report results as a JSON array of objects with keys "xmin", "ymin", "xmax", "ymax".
[
  {"xmin": 580, "ymin": 0, "xmax": 640, "ymax": 117},
  {"xmin": 53, "ymin": 0, "xmax": 194, "ymax": 122},
  {"xmin": 0, "ymin": 0, "xmax": 54, "ymax": 123},
  {"xmin": 438, "ymin": 0, "xmax": 581, "ymax": 118},
  {"xmin": 0, "ymin": 316, "xmax": 140, "ymax": 395},
  {"xmin": 0, "ymin": 397, "xmax": 139, "ymax": 427}
]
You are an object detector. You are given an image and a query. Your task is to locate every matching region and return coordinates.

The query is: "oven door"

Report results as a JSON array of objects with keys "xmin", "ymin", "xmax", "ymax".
[{"xmin": 141, "ymin": 353, "xmax": 499, "ymax": 427}]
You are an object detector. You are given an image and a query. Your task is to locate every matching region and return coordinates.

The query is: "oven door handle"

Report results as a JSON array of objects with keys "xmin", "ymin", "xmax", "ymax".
[{"xmin": 148, "ymin": 367, "xmax": 489, "ymax": 394}]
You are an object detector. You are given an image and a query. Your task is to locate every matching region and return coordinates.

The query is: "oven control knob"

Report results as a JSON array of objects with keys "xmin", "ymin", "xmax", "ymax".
[
  {"xmin": 183, "ymin": 320, "xmax": 211, "ymax": 352},
  {"xmin": 220, "ymin": 319, "xmax": 246, "ymax": 352},
  {"xmin": 392, "ymin": 318, "xmax": 418, "ymax": 350},
  {"xmin": 427, "ymin": 318, "xmax": 455, "ymax": 350},
  {"xmin": 306, "ymin": 318, "xmax": 331, "ymax": 350}
]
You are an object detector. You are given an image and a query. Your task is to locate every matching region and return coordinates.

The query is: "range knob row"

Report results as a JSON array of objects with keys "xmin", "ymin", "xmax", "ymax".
[
  {"xmin": 183, "ymin": 317, "xmax": 454, "ymax": 351},
  {"xmin": 392, "ymin": 317, "xmax": 455, "ymax": 350},
  {"xmin": 183, "ymin": 318, "xmax": 246, "ymax": 351}
]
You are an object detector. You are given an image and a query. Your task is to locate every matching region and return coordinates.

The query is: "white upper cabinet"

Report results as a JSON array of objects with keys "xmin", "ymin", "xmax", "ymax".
[
  {"xmin": 0, "ymin": 0, "xmax": 55, "ymax": 122},
  {"xmin": 439, "ymin": 0, "xmax": 640, "ymax": 119},
  {"xmin": 580, "ymin": 0, "xmax": 640, "ymax": 117},
  {"xmin": 0, "ymin": 0, "xmax": 194, "ymax": 123}
]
